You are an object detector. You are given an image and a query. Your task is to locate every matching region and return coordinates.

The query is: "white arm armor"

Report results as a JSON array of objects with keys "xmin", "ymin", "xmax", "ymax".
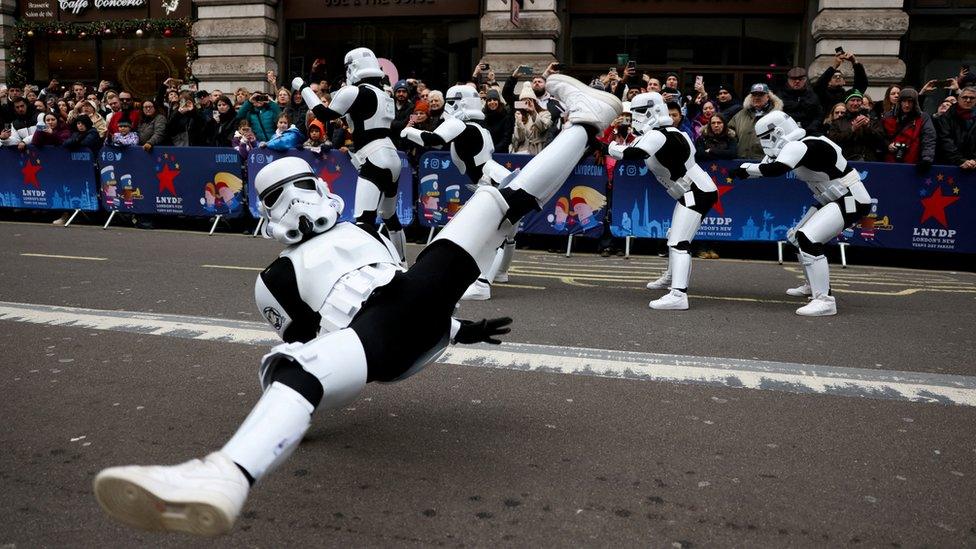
[
  {"xmin": 400, "ymin": 127, "xmax": 425, "ymax": 146},
  {"xmin": 608, "ymin": 141, "xmax": 627, "ymax": 160},
  {"xmin": 741, "ymin": 163, "xmax": 763, "ymax": 178},
  {"xmin": 776, "ymin": 141, "xmax": 807, "ymax": 170},
  {"xmin": 481, "ymin": 158, "xmax": 512, "ymax": 186},
  {"xmin": 254, "ymin": 275, "xmax": 292, "ymax": 340},
  {"xmin": 301, "ymin": 86, "xmax": 323, "ymax": 111},
  {"xmin": 326, "ymin": 85, "xmax": 358, "ymax": 117},
  {"xmin": 434, "ymin": 117, "xmax": 466, "ymax": 142},
  {"xmin": 633, "ymin": 131, "xmax": 666, "ymax": 158}
]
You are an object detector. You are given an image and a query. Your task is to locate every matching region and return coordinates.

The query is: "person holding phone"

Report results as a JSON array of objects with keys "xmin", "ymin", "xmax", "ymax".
[
  {"xmin": 207, "ymin": 95, "xmax": 238, "ymax": 147},
  {"xmin": 778, "ymin": 66, "xmax": 824, "ymax": 135},
  {"xmin": 503, "ymin": 62, "xmax": 566, "ymax": 146},
  {"xmin": 234, "ymin": 88, "xmax": 281, "ymax": 143},
  {"xmin": 814, "ymin": 49, "xmax": 868, "ymax": 112}
]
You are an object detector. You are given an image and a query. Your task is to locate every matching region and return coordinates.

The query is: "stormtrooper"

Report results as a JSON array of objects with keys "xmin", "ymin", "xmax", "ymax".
[
  {"xmin": 92, "ymin": 74, "xmax": 622, "ymax": 536},
  {"xmin": 607, "ymin": 92, "xmax": 718, "ymax": 310},
  {"xmin": 290, "ymin": 47, "xmax": 407, "ymax": 263},
  {"xmin": 733, "ymin": 111, "xmax": 871, "ymax": 316},
  {"xmin": 400, "ymin": 84, "xmax": 516, "ymax": 301}
]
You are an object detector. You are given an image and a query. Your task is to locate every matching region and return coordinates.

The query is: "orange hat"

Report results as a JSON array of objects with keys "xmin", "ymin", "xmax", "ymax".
[
  {"xmin": 307, "ymin": 119, "xmax": 325, "ymax": 135},
  {"xmin": 414, "ymin": 100, "xmax": 429, "ymax": 114}
]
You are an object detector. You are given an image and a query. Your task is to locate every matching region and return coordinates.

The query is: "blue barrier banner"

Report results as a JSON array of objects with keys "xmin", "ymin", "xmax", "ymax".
[
  {"xmin": 0, "ymin": 147, "xmax": 98, "ymax": 211},
  {"xmin": 417, "ymin": 152, "xmax": 610, "ymax": 237},
  {"xmin": 246, "ymin": 149, "xmax": 414, "ymax": 227},
  {"xmin": 97, "ymin": 146, "xmax": 245, "ymax": 217},
  {"xmin": 610, "ymin": 159, "xmax": 976, "ymax": 254}
]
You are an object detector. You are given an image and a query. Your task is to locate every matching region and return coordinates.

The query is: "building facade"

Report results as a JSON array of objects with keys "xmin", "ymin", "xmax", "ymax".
[{"xmin": 2, "ymin": 0, "xmax": 974, "ymax": 103}]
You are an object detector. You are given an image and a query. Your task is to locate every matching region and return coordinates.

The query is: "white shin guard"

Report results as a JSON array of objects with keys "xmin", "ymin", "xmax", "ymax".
[
  {"xmin": 507, "ymin": 125, "xmax": 589, "ymax": 207},
  {"xmin": 221, "ymin": 382, "xmax": 313, "ymax": 482},
  {"xmin": 353, "ymin": 177, "xmax": 382, "ymax": 219},
  {"xmin": 799, "ymin": 250, "xmax": 830, "ymax": 298},
  {"xmin": 432, "ymin": 186, "xmax": 512, "ymax": 274},
  {"xmin": 669, "ymin": 247, "xmax": 692, "ymax": 291},
  {"xmin": 484, "ymin": 230, "xmax": 517, "ymax": 282}
]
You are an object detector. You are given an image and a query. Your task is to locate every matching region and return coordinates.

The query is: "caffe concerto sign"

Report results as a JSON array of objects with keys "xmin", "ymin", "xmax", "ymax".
[
  {"xmin": 61, "ymin": 0, "xmax": 147, "ymax": 15},
  {"xmin": 20, "ymin": 0, "xmax": 189, "ymax": 21}
]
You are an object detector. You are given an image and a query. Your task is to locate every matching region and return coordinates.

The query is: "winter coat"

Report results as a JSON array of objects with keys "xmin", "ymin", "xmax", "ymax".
[
  {"xmin": 716, "ymin": 97, "xmax": 742, "ymax": 120},
  {"xmin": 814, "ymin": 63, "xmax": 869, "ymax": 112},
  {"xmin": 209, "ymin": 110, "xmax": 238, "ymax": 147},
  {"xmin": 881, "ymin": 91, "xmax": 936, "ymax": 164},
  {"xmin": 235, "ymin": 100, "xmax": 281, "ymax": 142},
  {"xmin": 728, "ymin": 92, "xmax": 784, "ymax": 160},
  {"xmin": 826, "ymin": 108, "xmax": 885, "ymax": 162},
  {"xmin": 935, "ymin": 106, "xmax": 976, "ymax": 165},
  {"xmin": 106, "ymin": 108, "xmax": 141, "ymax": 137},
  {"xmin": 110, "ymin": 131, "xmax": 140, "ymax": 147},
  {"xmin": 483, "ymin": 104, "xmax": 514, "ymax": 153},
  {"xmin": 166, "ymin": 109, "xmax": 211, "ymax": 147},
  {"xmin": 510, "ymin": 110, "xmax": 552, "ymax": 155},
  {"xmin": 263, "ymin": 125, "xmax": 304, "ymax": 151},
  {"xmin": 695, "ymin": 127, "xmax": 739, "ymax": 161},
  {"xmin": 68, "ymin": 102, "xmax": 108, "ymax": 138},
  {"xmin": 137, "ymin": 113, "xmax": 168, "ymax": 147},
  {"xmin": 778, "ymin": 85, "xmax": 824, "ymax": 134},
  {"xmin": 232, "ymin": 130, "xmax": 257, "ymax": 159},
  {"xmin": 63, "ymin": 127, "xmax": 101, "ymax": 151},
  {"xmin": 30, "ymin": 122, "xmax": 71, "ymax": 147}
]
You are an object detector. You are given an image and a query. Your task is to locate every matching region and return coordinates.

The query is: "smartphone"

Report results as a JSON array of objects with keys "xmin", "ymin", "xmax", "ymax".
[
  {"xmin": 553, "ymin": 63, "xmax": 564, "ymax": 71},
  {"xmin": 408, "ymin": 113, "xmax": 419, "ymax": 124},
  {"xmin": 212, "ymin": 110, "xmax": 220, "ymax": 121},
  {"xmin": 608, "ymin": 66, "xmax": 618, "ymax": 74},
  {"xmin": 626, "ymin": 60, "xmax": 636, "ymax": 70},
  {"xmin": 835, "ymin": 46, "xmax": 845, "ymax": 54},
  {"xmin": 516, "ymin": 65, "xmax": 534, "ymax": 76},
  {"xmin": 514, "ymin": 100, "xmax": 530, "ymax": 110},
  {"xmin": 944, "ymin": 79, "xmax": 957, "ymax": 86},
  {"xmin": 480, "ymin": 63, "xmax": 490, "ymax": 70}
]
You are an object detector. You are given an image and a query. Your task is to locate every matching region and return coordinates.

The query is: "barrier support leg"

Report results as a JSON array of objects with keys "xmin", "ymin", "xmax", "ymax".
[
  {"xmin": 625, "ymin": 235, "xmax": 632, "ymax": 258},
  {"xmin": 252, "ymin": 217, "xmax": 264, "ymax": 238},
  {"xmin": 64, "ymin": 209, "xmax": 81, "ymax": 227},
  {"xmin": 426, "ymin": 226, "xmax": 437, "ymax": 245},
  {"xmin": 839, "ymin": 242, "xmax": 849, "ymax": 268},
  {"xmin": 777, "ymin": 241, "xmax": 785, "ymax": 264},
  {"xmin": 565, "ymin": 234, "xmax": 574, "ymax": 258},
  {"xmin": 102, "ymin": 210, "xmax": 117, "ymax": 230},
  {"xmin": 209, "ymin": 215, "xmax": 223, "ymax": 236}
]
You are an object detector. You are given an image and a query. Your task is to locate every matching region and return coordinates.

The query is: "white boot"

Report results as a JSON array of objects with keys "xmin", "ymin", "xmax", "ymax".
[
  {"xmin": 796, "ymin": 295, "xmax": 837, "ymax": 316},
  {"xmin": 786, "ymin": 283, "xmax": 812, "ymax": 297},
  {"xmin": 545, "ymin": 74, "xmax": 622, "ymax": 129},
  {"xmin": 461, "ymin": 279, "xmax": 491, "ymax": 301},
  {"xmin": 646, "ymin": 272, "xmax": 671, "ymax": 290},
  {"xmin": 93, "ymin": 451, "xmax": 249, "ymax": 536},
  {"xmin": 649, "ymin": 289, "xmax": 689, "ymax": 310}
]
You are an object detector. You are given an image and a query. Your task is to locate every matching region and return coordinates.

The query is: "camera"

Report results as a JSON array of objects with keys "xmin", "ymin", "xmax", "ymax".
[
  {"xmin": 893, "ymin": 142, "xmax": 908, "ymax": 162},
  {"xmin": 835, "ymin": 46, "xmax": 845, "ymax": 55},
  {"xmin": 615, "ymin": 124, "xmax": 630, "ymax": 137}
]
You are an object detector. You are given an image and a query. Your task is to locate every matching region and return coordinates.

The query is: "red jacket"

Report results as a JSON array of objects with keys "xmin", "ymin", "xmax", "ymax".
[
  {"xmin": 106, "ymin": 109, "xmax": 142, "ymax": 137},
  {"xmin": 882, "ymin": 113, "xmax": 924, "ymax": 163}
]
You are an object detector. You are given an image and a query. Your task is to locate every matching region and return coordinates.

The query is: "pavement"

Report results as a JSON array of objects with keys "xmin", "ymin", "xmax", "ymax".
[{"xmin": 1, "ymin": 221, "xmax": 974, "ymax": 547}]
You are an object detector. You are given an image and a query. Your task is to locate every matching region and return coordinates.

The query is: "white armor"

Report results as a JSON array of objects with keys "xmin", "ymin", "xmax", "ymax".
[
  {"xmin": 328, "ymin": 84, "xmax": 395, "ymax": 134},
  {"xmin": 255, "ymin": 157, "xmax": 345, "ymax": 245},
  {"xmin": 344, "ymin": 47, "xmax": 385, "ymax": 85},
  {"xmin": 629, "ymin": 92, "xmax": 672, "ymax": 134},
  {"xmin": 755, "ymin": 110, "xmax": 806, "ymax": 159},
  {"xmin": 443, "ymin": 85, "xmax": 485, "ymax": 122}
]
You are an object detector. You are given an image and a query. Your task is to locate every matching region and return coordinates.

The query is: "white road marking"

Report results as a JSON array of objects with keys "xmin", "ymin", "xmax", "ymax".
[
  {"xmin": 20, "ymin": 253, "xmax": 107, "ymax": 261},
  {"xmin": 1, "ymin": 300, "xmax": 973, "ymax": 407}
]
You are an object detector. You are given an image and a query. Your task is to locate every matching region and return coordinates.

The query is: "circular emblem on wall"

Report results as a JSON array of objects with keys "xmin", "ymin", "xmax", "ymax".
[{"xmin": 118, "ymin": 48, "xmax": 178, "ymax": 99}]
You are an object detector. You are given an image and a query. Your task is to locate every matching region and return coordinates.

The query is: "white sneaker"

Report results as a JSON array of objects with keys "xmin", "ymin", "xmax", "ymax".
[
  {"xmin": 493, "ymin": 272, "xmax": 509, "ymax": 284},
  {"xmin": 93, "ymin": 451, "xmax": 249, "ymax": 536},
  {"xmin": 461, "ymin": 279, "xmax": 491, "ymax": 301},
  {"xmin": 795, "ymin": 295, "xmax": 837, "ymax": 316},
  {"xmin": 646, "ymin": 274, "xmax": 671, "ymax": 290},
  {"xmin": 786, "ymin": 283, "xmax": 812, "ymax": 297},
  {"xmin": 545, "ymin": 74, "xmax": 622, "ymax": 129},
  {"xmin": 649, "ymin": 290, "xmax": 689, "ymax": 310}
]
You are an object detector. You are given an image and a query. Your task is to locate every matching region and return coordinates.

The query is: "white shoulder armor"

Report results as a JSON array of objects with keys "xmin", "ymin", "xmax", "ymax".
[
  {"xmin": 360, "ymin": 84, "xmax": 395, "ymax": 131},
  {"xmin": 280, "ymin": 223, "xmax": 402, "ymax": 313}
]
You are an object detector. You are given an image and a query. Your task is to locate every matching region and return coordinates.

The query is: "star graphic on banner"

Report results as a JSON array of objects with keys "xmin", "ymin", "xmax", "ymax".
[
  {"xmin": 22, "ymin": 159, "xmax": 42, "ymax": 188},
  {"xmin": 710, "ymin": 163, "xmax": 718, "ymax": 172},
  {"xmin": 725, "ymin": 177, "xmax": 733, "ymax": 184},
  {"xmin": 936, "ymin": 173, "xmax": 944, "ymax": 182},
  {"xmin": 711, "ymin": 184, "xmax": 734, "ymax": 216},
  {"xmin": 720, "ymin": 167, "xmax": 728, "ymax": 176},
  {"xmin": 156, "ymin": 164, "xmax": 180, "ymax": 196},
  {"xmin": 318, "ymin": 165, "xmax": 341, "ymax": 188},
  {"xmin": 919, "ymin": 186, "xmax": 960, "ymax": 228},
  {"xmin": 948, "ymin": 176, "xmax": 955, "ymax": 185}
]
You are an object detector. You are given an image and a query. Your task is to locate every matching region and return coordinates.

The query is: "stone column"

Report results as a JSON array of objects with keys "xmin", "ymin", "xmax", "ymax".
[
  {"xmin": 480, "ymin": 0, "xmax": 560, "ymax": 75},
  {"xmin": 0, "ymin": 0, "xmax": 16, "ymax": 85},
  {"xmin": 809, "ymin": 0, "xmax": 909, "ymax": 100},
  {"xmin": 192, "ymin": 0, "xmax": 278, "ymax": 94}
]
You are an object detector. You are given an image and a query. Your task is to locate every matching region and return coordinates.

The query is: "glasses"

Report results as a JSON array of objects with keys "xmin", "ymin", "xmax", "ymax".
[
  {"xmin": 120, "ymin": 97, "xmax": 132, "ymax": 102},
  {"xmin": 959, "ymin": 96, "xmax": 976, "ymax": 102}
]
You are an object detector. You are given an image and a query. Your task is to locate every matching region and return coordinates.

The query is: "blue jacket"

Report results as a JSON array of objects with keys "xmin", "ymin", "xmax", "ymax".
[
  {"xmin": 263, "ymin": 125, "xmax": 304, "ymax": 151},
  {"xmin": 236, "ymin": 100, "xmax": 281, "ymax": 142}
]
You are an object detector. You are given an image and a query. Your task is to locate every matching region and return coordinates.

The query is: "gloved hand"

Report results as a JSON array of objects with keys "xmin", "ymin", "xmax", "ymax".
[
  {"xmin": 607, "ymin": 141, "xmax": 627, "ymax": 160},
  {"xmin": 915, "ymin": 159, "xmax": 932, "ymax": 176},
  {"xmin": 291, "ymin": 77, "xmax": 306, "ymax": 92},
  {"xmin": 400, "ymin": 127, "xmax": 424, "ymax": 146},
  {"xmin": 454, "ymin": 317, "xmax": 513, "ymax": 345},
  {"xmin": 731, "ymin": 167, "xmax": 750, "ymax": 180}
]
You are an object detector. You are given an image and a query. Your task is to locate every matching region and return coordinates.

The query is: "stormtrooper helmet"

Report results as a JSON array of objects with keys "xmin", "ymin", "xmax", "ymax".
[
  {"xmin": 443, "ymin": 85, "xmax": 484, "ymax": 121},
  {"xmin": 255, "ymin": 157, "xmax": 344, "ymax": 245},
  {"xmin": 344, "ymin": 47, "xmax": 385, "ymax": 85},
  {"xmin": 629, "ymin": 92, "xmax": 672, "ymax": 133},
  {"xmin": 755, "ymin": 111, "xmax": 806, "ymax": 158}
]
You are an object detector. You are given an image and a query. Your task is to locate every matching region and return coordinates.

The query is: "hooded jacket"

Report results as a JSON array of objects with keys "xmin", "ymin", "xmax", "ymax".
[
  {"xmin": 728, "ymin": 91, "xmax": 784, "ymax": 159},
  {"xmin": 483, "ymin": 90, "xmax": 513, "ymax": 153},
  {"xmin": 881, "ymin": 88, "xmax": 936, "ymax": 164},
  {"xmin": 63, "ymin": 115, "xmax": 102, "ymax": 151}
]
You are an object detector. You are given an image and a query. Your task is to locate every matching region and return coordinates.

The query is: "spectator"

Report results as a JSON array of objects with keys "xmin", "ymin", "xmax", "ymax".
[
  {"xmin": 814, "ymin": 51, "xmax": 868, "ymax": 112},
  {"xmin": 935, "ymin": 86, "xmax": 976, "ymax": 170},
  {"xmin": 510, "ymin": 86, "xmax": 551, "ymax": 154},
  {"xmin": 205, "ymin": 96, "xmax": 237, "ymax": 147},
  {"xmin": 103, "ymin": 92, "xmax": 121, "ymax": 120},
  {"xmin": 106, "ymin": 91, "xmax": 141, "ymax": 137},
  {"xmin": 822, "ymin": 102, "xmax": 847, "ymax": 133},
  {"xmin": 29, "ymin": 112, "xmax": 70, "ymax": 148},
  {"xmin": 274, "ymin": 87, "xmax": 291, "ymax": 112},
  {"xmin": 63, "ymin": 115, "xmax": 101, "ymax": 151},
  {"xmin": 1, "ymin": 85, "xmax": 24, "ymax": 123},
  {"xmin": 779, "ymin": 66, "xmax": 823, "ymax": 135},
  {"xmin": 260, "ymin": 113, "xmax": 303, "ymax": 151},
  {"xmin": 8, "ymin": 97, "xmax": 37, "ymax": 133},
  {"xmin": 56, "ymin": 100, "xmax": 71, "ymax": 122},
  {"xmin": 232, "ymin": 119, "xmax": 257, "ymax": 159},
  {"xmin": 728, "ymin": 83, "xmax": 783, "ymax": 159},
  {"xmin": 427, "ymin": 90, "xmax": 446, "ymax": 128},
  {"xmin": 303, "ymin": 119, "xmax": 330, "ymax": 154},
  {"xmin": 236, "ymin": 91, "xmax": 280, "ymax": 143},
  {"xmin": 34, "ymin": 99, "xmax": 49, "ymax": 116},
  {"xmin": 714, "ymin": 85, "xmax": 742, "ymax": 120},
  {"xmin": 667, "ymin": 102, "xmax": 696, "ymax": 141},
  {"xmin": 285, "ymin": 89, "xmax": 309, "ymax": 137},
  {"xmin": 390, "ymin": 80, "xmax": 415, "ymax": 148},
  {"xmin": 645, "ymin": 76, "xmax": 662, "ymax": 93},
  {"xmin": 68, "ymin": 99, "xmax": 108, "ymax": 139},
  {"xmin": 880, "ymin": 87, "xmax": 935, "ymax": 173},
  {"xmin": 503, "ymin": 68, "xmax": 563, "ymax": 146},
  {"xmin": 110, "ymin": 119, "xmax": 140, "ymax": 147},
  {"xmin": 695, "ymin": 114, "xmax": 738, "ymax": 161},
  {"xmin": 692, "ymin": 100, "xmax": 717, "ymax": 139},
  {"xmin": 137, "ymin": 100, "xmax": 167, "ymax": 151},
  {"xmin": 69, "ymin": 81, "xmax": 87, "ymax": 103},
  {"xmin": 934, "ymin": 97, "xmax": 956, "ymax": 119},
  {"xmin": 234, "ymin": 87, "xmax": 250, "ymax": 109},
  {"xmin": 196, "ymin": 90, "xmax": 215, "ymax": 121},
  {"xmin": 166, "ymin": 92, "xmax": 210, "ymax": 146},
  {"xmin": 210, "ymin": 90, "xmax": 223, "ymax": 103},
  {"xmin": 483, "ymin": 89, "xmax": 513, "ymax": 153},
  {"xmin": 827, "ymin": 91, "xmax": 885, "ymax": 161},
  {"xmin": 875, "ymin": 85, "xmax": 901, "ymax": 118}
]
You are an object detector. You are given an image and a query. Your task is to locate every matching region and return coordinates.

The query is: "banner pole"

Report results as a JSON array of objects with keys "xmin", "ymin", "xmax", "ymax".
[
  {"xmin": 777, "ymin": 241, "xmax": 784, "ymax": 264},
  {"xmin": 565, "ymin": 234, "xmax": 574, "ymax": 258},
  {"xmin": 252, "ymin": 217, "xmax": 264, "ymax": 238},
  {"xmin": 625, "ymin": 235, "xmax": 632, "ymax": 258},
  {"xmin": 426, "ymin": 226, "xmax": 436, "ymax": 245},
  {"xmin": 102, "ymin": 210, "xmax": 116, "ymax": 230},
  {"xmin": 209, "ymin": 215, "xmax": 222, "ymax": 235},
  {"xmin": 64, "ymin": 209, "xmax": 81, "ymax": 227},
  {"xmin": 839, "ymin": 242, "xmax": 848, "ymax": 268}
]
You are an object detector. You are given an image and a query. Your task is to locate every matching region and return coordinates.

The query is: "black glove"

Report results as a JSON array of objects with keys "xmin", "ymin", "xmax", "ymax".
[
  {"xmin": 731, "ymin": 167, "xmax": 750, "ymax": 180},
  {"xmin": 915, "ymin": 159, "xmax": 932, "ymax": 175},
  {"xmin": 454, "ymin": 317, "xmax": 513, "ymax": 345}
]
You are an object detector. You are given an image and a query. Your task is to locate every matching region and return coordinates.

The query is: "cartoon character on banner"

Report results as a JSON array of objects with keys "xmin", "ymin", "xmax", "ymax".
[
  {"xmin": 101, "ymin": 165, "xmax": 118, "ymax": 208},
  {"xmin": 119, "ymin": 174, "xmax": 139, "ymax": 208},
  {"xmin": 548, "ymin": 186, "xmax": 606, "ymax": 232},
  {"xmin": 418, "ymin": 174, "xmax": 443, "ymax": 223},
  {"xmin": 445, "ymin": 184, "xmax": 462, "ymax": 221},
  {"xmin": 202, "ymin": 172, "xmax": 244, "ymax": 213}
]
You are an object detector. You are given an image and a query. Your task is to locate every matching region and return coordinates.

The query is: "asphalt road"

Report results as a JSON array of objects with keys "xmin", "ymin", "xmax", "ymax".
[{"xmin": 1, "ymin": 221, "xmax": 975, "ymax": 547}]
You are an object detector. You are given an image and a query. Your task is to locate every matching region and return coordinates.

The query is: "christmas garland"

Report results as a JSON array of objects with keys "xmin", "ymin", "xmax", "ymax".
[{"xmin": 8, "ymin": 18, "xmax": 196, "ymax": 87}]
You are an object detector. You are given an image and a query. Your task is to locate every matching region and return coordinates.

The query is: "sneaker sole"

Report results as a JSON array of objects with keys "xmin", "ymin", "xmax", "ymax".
[
  {"xmin": 786, "ymin": 290, "xmax": 812, "ymax": 297},
  {"xmin": 648, "ymin": 301, "xmax": 689, "ymax": 310},
  {"xmin": 94, "ymin": 472, "xmax": 234, "ymax": 536},
  {"xmin": 460, "ymin": 293, "xmax": 491, "ymax": 301},
  {"xmin": 547, "ymin": 74, "xmax": 623, "ymax": 118},
  {"xmin": 646, "ymin": 283, "xmax": 670, "ymax": 290},
  {"xmin": 795, "ymin": 308, "xmax": 837, "ymax": 316}
]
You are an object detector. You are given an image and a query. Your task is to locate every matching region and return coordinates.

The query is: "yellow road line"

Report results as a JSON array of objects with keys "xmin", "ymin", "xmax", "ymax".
[{"xmin": 20, "ymin": 253, "xmax": 107, "ymax": 261}]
